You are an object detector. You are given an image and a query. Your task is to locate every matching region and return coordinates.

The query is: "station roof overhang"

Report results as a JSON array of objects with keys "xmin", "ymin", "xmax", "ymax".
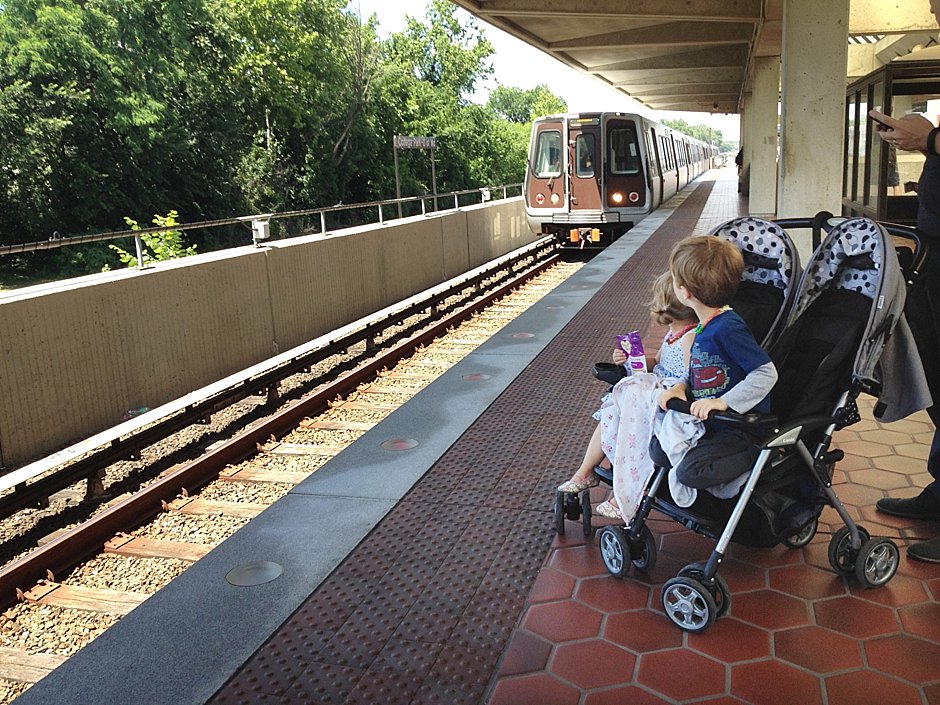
[{"xmin": 451, "ymin": 0, "xmax": 940, "ymax": 116}]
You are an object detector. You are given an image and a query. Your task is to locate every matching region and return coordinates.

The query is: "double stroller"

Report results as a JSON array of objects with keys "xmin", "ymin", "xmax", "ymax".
[{"xmin": 554, "ymin": 214, "xmax": 927, "ymax": 632}]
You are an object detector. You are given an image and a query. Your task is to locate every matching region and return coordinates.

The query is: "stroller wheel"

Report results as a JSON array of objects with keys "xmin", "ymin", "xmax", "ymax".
[
  {"xmin": 661, "ymin": 576, "xmax": 717, "ymax": 633},
  {"xmin": 598, "ymin": 526, "xmax": 630, "ymax": 578},
  {"xmin": 855, "ymin": 538, "xmax": 899, "ymax": 588},
  {"xmin": 628, "ymin": 525, "xmax": 658, "ymax": 574},
  {"xmin": 564, "ymin": 492, "xmax": 582, "ymax": 521},
  {"xmin": 553, "ymin": 491, "xmax": 566, "ymax": 535},
  {"xmin": 580, "ymin": 491, "xmax": 594, "ymax": 538},
  {"xmin": 678, "ymin": 563, "xmax": 731, "ymax": 618},
  {"xmin": 783, "ymin": 517, "xmax": 818, "ymax": 548},
  {"xmin": 827, "ymin": 525, "xmax": 871, "ymax": 574}
]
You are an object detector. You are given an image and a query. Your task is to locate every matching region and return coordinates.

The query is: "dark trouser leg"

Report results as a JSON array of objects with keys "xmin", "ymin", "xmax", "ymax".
[{"xmin": 904, "ymin": 247, "xmax": 940, "ymax": 497}]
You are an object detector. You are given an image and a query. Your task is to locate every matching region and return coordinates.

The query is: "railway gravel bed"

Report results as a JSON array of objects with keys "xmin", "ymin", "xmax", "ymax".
[{"xmin": 0, "ymin": 260, "xmax": 582, "ymax": 701}]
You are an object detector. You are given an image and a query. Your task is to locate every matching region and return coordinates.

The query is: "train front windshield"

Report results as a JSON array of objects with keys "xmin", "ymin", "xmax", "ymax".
[
  {"xmin": 608, "ymin": 125, "xmax": 641, "ymax": 175},
  {"xmin": 534, "ymin": 130, "xmax": 563, "ymax": 177}
]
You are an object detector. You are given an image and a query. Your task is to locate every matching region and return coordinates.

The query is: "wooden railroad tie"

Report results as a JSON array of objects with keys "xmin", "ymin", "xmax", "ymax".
[{"xmin": 17, "ymin": 580, "xmax": 146, "ymax": 616}]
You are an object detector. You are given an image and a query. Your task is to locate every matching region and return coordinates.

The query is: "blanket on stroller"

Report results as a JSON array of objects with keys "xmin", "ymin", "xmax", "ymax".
[{"xmin": 599, "ymin": 373, "xmax": 704, "ymax": 523}]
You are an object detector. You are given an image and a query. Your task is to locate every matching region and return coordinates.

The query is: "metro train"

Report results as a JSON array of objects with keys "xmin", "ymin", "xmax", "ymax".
[{"xmin": 524, "ymin": 112, "xmax": 719, "ymax": 248}]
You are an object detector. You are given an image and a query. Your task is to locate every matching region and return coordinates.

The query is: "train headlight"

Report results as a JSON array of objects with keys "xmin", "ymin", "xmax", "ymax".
[
  {"xmin": 550, "ymin": 193, "xmax": 560, "ymax": 205},
  {"xmin": 535, "ymin": 193, "xmax": 544, "ymax": 205},
  {"xmin": 628, "ymin": 191, "xmax": 640, "ymax": 203},
  {"xmin": 610, "ymin": 192, "xmax": 624, "ymax": 204}
]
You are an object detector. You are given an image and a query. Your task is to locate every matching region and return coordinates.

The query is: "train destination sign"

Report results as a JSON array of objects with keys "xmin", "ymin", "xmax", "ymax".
[{"xmin": 394, "ymin": 135, "xmax": 436, "ymax": 150}]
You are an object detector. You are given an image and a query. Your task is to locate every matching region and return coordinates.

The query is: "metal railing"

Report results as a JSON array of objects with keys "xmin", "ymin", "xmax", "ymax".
[{"xmin": 0, "ymin": 183, "xmax": 524, "ymax": 260}]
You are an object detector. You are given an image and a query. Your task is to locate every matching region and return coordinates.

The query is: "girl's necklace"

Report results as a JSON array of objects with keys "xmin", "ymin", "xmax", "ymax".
[
  {"xmin": 694, "ymin": 306, "xmax": 731, "ymax": 335},
  {"xmin": 665, "ymin": 322, "xmax": 697, "ymax": 345}
]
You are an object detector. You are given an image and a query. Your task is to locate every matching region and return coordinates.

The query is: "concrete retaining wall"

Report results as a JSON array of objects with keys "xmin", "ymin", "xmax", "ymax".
[{"xmin": 0, "ymin": 198, "xmax": 530, "ymax": 467}]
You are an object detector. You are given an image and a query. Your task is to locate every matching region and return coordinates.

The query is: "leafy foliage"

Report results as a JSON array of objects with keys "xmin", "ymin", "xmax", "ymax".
[
  {"xmin": 107, "ymin": 210, "xmax": 196, "ymax": 269},
  {"xmin": 0, "ymin": 0, "xmax": 566, "ymax": 280},
  {"xmin": 662, "ymin": 118, "xmax": 734, "ymax": 152}
]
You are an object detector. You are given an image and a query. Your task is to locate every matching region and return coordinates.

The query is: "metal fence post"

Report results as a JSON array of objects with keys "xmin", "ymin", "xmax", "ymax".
[
  {"xmin": 134, "ymin": 233, "xmax": 145, "ymax": 268},
  {"xmin": 320, "ymin": 211, "xmax": 326, "ymax": 235}
]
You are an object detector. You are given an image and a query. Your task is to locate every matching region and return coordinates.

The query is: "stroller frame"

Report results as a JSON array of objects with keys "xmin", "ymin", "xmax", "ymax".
[{"xmin": 555, "ymin": 214, "xmax": 924, "ymax": 632}]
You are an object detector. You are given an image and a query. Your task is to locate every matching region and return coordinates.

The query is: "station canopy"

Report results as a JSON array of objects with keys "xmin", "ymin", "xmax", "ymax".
[{"xmin": 451, "ymin": 0, "xmax": 940, "ymax": 114}]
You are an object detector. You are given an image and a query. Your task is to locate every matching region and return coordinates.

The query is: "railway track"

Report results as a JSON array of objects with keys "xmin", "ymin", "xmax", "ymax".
[{"xmin": 0, "ymin": 256, "xmax": 582, "ymax": 702}]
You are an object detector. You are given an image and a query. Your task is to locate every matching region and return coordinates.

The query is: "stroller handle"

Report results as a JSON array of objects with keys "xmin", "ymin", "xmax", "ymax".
[{"xmin": 664, "ymin": 397, "xmax": 778, "ymax": 428}]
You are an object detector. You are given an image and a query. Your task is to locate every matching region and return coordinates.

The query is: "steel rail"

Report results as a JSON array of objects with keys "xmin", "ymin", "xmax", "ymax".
[{"xmin": 0, "ymin": 254, "xmax": 560, "ymax": 609}]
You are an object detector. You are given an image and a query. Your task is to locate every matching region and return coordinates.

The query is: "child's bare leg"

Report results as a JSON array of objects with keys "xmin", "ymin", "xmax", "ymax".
[{"xmin": 557, "ymin": 425, "xmax": 605, "ymax": 492}]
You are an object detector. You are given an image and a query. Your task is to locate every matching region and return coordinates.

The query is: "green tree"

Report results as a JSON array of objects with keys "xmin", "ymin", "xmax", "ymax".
[
  {"xmin": 488, "ymin": 84, "xmax": 566, "ymax": 123},
  {"xmin": 0, "ymin": 0, "xmax": 243, "ymax": 246},
  {"xmin": 662, "ymin": 117, "xmax": 723, "ymax": 146}
]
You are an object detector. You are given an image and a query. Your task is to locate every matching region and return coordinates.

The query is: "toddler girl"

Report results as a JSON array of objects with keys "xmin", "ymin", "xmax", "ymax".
[{"xmin": 557, "ymin": 271, "xmax": 697, "ymax": 518}]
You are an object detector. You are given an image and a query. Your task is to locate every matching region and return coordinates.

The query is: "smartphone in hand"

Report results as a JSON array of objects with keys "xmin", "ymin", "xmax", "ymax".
[{"xmin": 869, "ymin": 111, "xmax": 891, "ymax": 130}]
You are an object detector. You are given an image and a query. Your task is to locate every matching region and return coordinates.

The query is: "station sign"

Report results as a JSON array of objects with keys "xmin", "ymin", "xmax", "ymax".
[{"xmin": 394, "ymin": 135, "xmax": 437, "ymax": 150}]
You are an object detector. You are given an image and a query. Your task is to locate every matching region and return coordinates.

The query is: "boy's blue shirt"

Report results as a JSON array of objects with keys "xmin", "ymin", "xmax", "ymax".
[{"xmin": 689, "ymin": 310, "xmax": 772, "ymax": 413}]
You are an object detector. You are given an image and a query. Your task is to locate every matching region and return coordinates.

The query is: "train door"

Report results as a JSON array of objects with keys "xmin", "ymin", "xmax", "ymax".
[
  {"xmin": 567, "ymin": 117, "xmax": 602, "ymax": 212},
  {"xmin": 659, "ymin": 132, "xmax": 679, "ymax": 201},
  {"xmin": 647, "ymin": 127, "xmax": 664, "ymax": 207},
  {"xmin": 525, "ymin": 118, "xmax": 566, "ymax": 220},
  {"xmin": 603, "ymin": 116, "xmax": 647, "ymax": 213}
]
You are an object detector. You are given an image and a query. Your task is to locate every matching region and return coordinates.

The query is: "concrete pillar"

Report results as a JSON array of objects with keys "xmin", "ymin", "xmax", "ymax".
[
  {"xmin": 739, "ymin": 93, "xmax": 753, "ymax": 196},
  {"xmin": 777, "ymin": 0, "xmax": 849, "ymax": 221},
  {"xmin": 749, "ymin": 56, "xmax": 781, "ymax": 217}
]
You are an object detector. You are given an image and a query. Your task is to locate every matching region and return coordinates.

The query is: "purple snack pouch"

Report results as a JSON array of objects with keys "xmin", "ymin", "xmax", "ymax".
[{"xmin": 626, "ymin": 330, "xmax": 647, "ymax": 373}]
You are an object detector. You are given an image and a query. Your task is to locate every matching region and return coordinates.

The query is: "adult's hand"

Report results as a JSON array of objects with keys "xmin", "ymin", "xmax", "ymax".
[{"xmin": 870, "ymin": 109, "xmax": 935, "ymax": 153}]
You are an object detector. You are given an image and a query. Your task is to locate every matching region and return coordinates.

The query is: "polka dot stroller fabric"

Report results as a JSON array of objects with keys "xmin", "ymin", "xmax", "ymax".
[
  {"xmin": 783, "ymin": 217, "xmax": 911, "ymax": 406},
  {"xmin": 711, "ymin": 216, "xmax": 801, "ymax": 348}
]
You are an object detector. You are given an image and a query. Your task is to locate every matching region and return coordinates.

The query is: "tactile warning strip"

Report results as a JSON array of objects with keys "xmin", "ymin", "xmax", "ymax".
[{"xmin": 207, "ymin": 180, "xmax": 718, "ymax": 705}]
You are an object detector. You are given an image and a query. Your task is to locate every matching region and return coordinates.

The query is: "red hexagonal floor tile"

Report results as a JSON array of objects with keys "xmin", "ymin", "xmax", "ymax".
[
  {"xmin": 580, "ymin": 685, "xmax": 673, "ymax": 705},
  {"xmin": 575, "ymin": 575, "xmax": 650, "ymax": 613},
  {"xmin": 925, "ymin": 681, "xmax": 940, "ymax": 705},
  {"xmin": 824, "ymin": 669, "xmax": 924, "ymax": 705},
  {"xmin": 583, "ymin": 685, "xmax": 672, "ymax": 705},
  {"xmin": 528, "ymin": 567, "xmax": 577, "ymax": 604},
  {"xmin": 549, "ymin": 545, "xmax": 609, "ymax": 578},
  {"xmin": 768, "ymin": 563, "xmax": 847, "ymax": 600},
  {"xmin": 522, "ymin": 601, "xmax": 603, "ymax": 643},
  {"xmin": 730, "ymin": 589, "xmax": 811, "ymax": 630},
  {"xmin": 726, "ymin": 543, "xmax": 802, "ymax": 568},
  {"xmin": 717, "ymin": 556, "xmax": 768, "ymax": 593},
  {"xmin": 488, "ymin": 673, "xmax": 581, "ymax": 705},
  {"xmin": 731, "ymin": 660, "xmax": 823, "ymax": 705},
  {"xmin": 814, "ymin": 595, "xmax": 900, "ymax": 639},
  {"xmin": 849, "ymin": 574, "xmax": 930, "ymax": 607},
  {"xmin": 865, "ymin": 633, "xmax": 940, "ymax": 683},
  {"xmin": 659, "ymin": 529, "xmax": 714, "ymax": 558},
  {"xmin": 685, "ymin": 617, "xmax": 771, "ymax": 663},
  {"xmin": 774, "ymin": 626, "xmax": 863, "ymax": 673},
  {"xmin": 551, "ymin": 640, "xmax": 637, "ymax": 690},
  {"xmin": 637, "ymin": 649, "xmax": 726, "ymax": 701},
  {"xmin": 900, "ymin": 601, "xmax": 940, "ymax": 642},
  {"xmin": 604, "ymin": 609, "xmax": 683, "ymax": 653},
  {"xmin": 497, "ymin": 630, "xmax": 552, "ymax": 677}
]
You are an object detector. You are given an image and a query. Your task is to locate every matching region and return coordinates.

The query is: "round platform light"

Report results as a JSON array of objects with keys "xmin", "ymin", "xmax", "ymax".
[
  {"xmin": 610, "ymin": 192, "xmax": 624, "ymax": 204},
  {"xmin": 535, "ymin": 193, "xmax": 545, "ymax": 204},
  {"xmin": 628, "ymin": 191, "xmax": 640, "ymax": 203}
]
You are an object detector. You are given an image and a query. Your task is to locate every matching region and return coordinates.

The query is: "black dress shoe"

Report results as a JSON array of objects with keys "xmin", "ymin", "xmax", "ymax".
[
  {"xmin": 908, "ymin": 537, "xmax": 940, "ymax": 563},
  {"xmin": 876, "ymin": 490, "xmax": 940, "ymax": 520}
]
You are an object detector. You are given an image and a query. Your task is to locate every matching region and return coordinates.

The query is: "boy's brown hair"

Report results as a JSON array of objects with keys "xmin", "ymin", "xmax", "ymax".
[
  {"xmin": 648, "ymin": 271, "xmax": 696, "ymax": 325},
  {"xmin": 669, "ymin": 236, "xmax": 743, "ymax": 308}
]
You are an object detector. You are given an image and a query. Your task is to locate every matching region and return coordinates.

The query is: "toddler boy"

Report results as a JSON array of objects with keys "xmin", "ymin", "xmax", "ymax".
[{"xmin": 657, "ymin": 236, "xmax": 778, "ymax": 490}]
